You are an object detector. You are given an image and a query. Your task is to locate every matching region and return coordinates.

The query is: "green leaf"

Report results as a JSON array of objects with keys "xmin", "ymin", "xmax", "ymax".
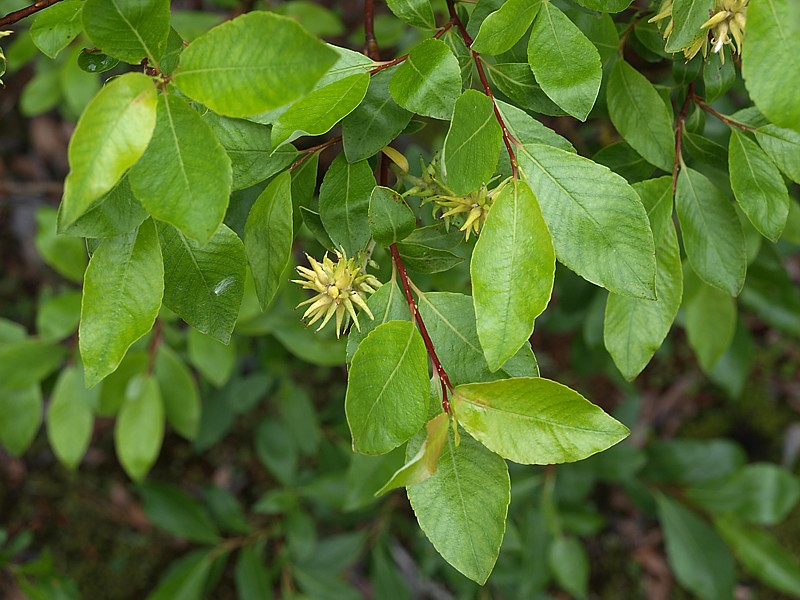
[
  {"xmin": 345, "ymin": 321, "xmax": 429, "ymax": 455},
  {"xmin": 452, "ymin": 377, "xmax": 629, "ymax": 464},
  {"xmin": 547, "ymin": 537, "xmax": 589, "ymax": 600},
  {"xmin": 318, "ymin": 154, "xmax": 375, "ymax": 255},
  {"xmin": 683, "ymin": 267, "xmax": 737, "ymax": 373},
  {"xmin": 154, "ymin": 345, "xmax": 201, "ymax": 441},
  {"xmin": 244, "ymin": 172, "xmax": 293, "ymax": 310},
  {"xmin": 376, "ymin": 412, "xmax": 450, "ymax": 496},
  {"xmin": 472, "ymin": 180, "xmax": 554, "ymax": 370},
  {"xmin": 272, "ymin": 73, "xmax": 370, "ymax": 148},
  {"xmin": 472, "ymin": 0, "xmax": 541, "ymax": 55},
  {"xmin": 714, "ymin": 516, "xmax": 800, "ymax": 597},
  {"xmin": 46, "ymin": 366, "xmax": 96, "ymax": 470},
  {"xmin": 442, "ymin": 90, "xmax": 503, "ymax": 195},
  {"xmin": 0, "ymin": 339, "xmax": 66, "ymax": 390},
  {"xmin": 607, "ymin": 60, "xmax": 675, "ymax": 172},
  {"xmin": 37, "ymin": 291, "xmax": 82, "ymax": 342},
  {"xmin": 729, "ymin": 129, "xmax": 790, "ymax": 242},
  {"xmin": 418, "ymin": 292, "xmax": 539, "ymax": 386},
  {"xmin": 97, "ymin": 351, "xmax": 148, "ymax": 416},
  {"xmin": 115, "ymin": 373, "xmax": 164, "ymax": 481},
  {"xmin": 742, "ymin": 0, "xmax": 800, "ymax": 133},
  {"xmin": 255, "ymin": 417, "xmax": 298, "ymax": 485},
  {"xmin": 755, "ymin": 124, "xmax": 800, "ymax": 184},
  {"xmin": 676, "ymin": 167, "xmax": 746, "ymax": 296},
  {"xmin": 147, "ymin": 550, "xmax": 215, "ymax": 600},
  {"xmin": 82, "ymin": 0, "xmax": 170, "ymax": 65},
  {"xmin": 494, "ymin": 99, "xmax": 575, "ymax": 153},
  {"xmin": 188, "ymin": 328, "xmax": 236, "ymax": 388},
  {"xmin": 80, "ymin": 219, "xmax": 164, "ymax": 388},
  {"xmin": 60, "ymin": 73, "xmax": 157, "ymax": 228},
  {"xmin": 139, "ymin": 482, "xmax": 221, "ymax": 544},
  {"xmin": 407, "ymin": 428, "xmax": 509, "ymax": 584},
  {"xmin": 527, "ymin": 2, "xmax": 601, "ymax": 121},
  {"xmin": 235, "ymin": 546, "xmax": 272, "ymax": 600},
  {"xmin": 517, "ymin": 143, "xmax": 656, "ymax": 299},
  {"xmin": 202, "ymin": 486, "xmax": 250, "ymax": 535},
  {"xmin": 604, "ymin": 177, "xmax": 683, "ymax": 380},
  {"xmin": 34, "ymin": 206, "xmax": 87, "ymax": 283},
  {"xmin": 204, "ymin": 113, "xmax": 297, "ymax": 191},
  {"xmin": 665, "ymin": 0, "xmax": 714, "ymax": 53},
  {"xmin": 394, "ymin": 242, "xmax": 463, "ymax": 274},
  {"xmin": 342, "ymin": 68, "xmax": 413, "ymax": 162},
  {"xmin": 158, "ymin": 222, "xmax": 245, "ymax": 343},
  {"xmin": 389, "ymin": 38, "xmax": 462, "ymax": 120},
  {"xmin": 385, "ymin": 0, "xmax": 436, "ymax": 29},
  {"xmin": 368, "ymin": 186, "xmax": 416, "ymax": 246},
  {"xmin": 30, "ymin": 0, "xmax": 83, "ymax": 59},
  {"xmin": 647, "ymin": 438, "xmax": 746, "ymax": 485},
  {"xmin": 129, "ymin": 93, "xmax": 232, "ymax": 244},
  {"xmin": 58, "ymin": 177, "xmax": 148, "ymax": 239},
  {"xmin": 78, "ymin": 50, "xmax": 120, "ymax": 74},
  {"xmin": 346, "ymin": 280, "xmax": 409, "ymax": 361},
  {"xmin": 593, "ymin": 140, "xmax": 655, "ymax": 183},
  {"xmin": 656, "ymin": 494, "xmax": 736, "ymax": 600},
  {"xmin": 173, "ymin": 12, "xmax": 337, "ymax": 118},
  {"xmin": 0, "ymin": 385, "xmax": 42, "ymax": 456},
  {"xmin": 573, "ymin": 0, "xmax": 632, "ymax": 12},
  {"xmin": 687, "ymin": 464, "xmax": 800, "ymax": 526},
  {"xmin": 485, "ymin": 62, "xmax": 565, "ymax": 116},
  {"xmin": 703, "ymin": 48, "xmax": 735, "ymax": 103}
]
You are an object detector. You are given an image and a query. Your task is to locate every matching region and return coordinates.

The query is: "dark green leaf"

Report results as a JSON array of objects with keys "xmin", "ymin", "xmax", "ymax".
[
  {"xmin": 394, "ymin": 241, "xmax": 463, "ymax": 273},
  {"xmin": 703, "ymin": 47, "xmax": 735, "ymax": 103},
  {"xmin": 235, "ymin": 546, "xmax": 272, "ymax": 600},
  {"xmin": 485, "ymin": 62, "xmax": 565, "ymax": 116},
  {"xmin": 59, "ymin": 177, "xmax": 148, "ymax": 239},
  {"xmin": 37, "ymin": 291, "xmax": 81, "ymax": 342},
  {"xmin": 548, "ymin": 537, "xmax": 589, "ymax": 600},
  {"xmin": 139, "ymin": 482, "xmax": 221, "ymax": 544},
  {"xmin": 755, "ymin": 123, "xmax": 800, "ymax": 184},
  {"xmin": 368, "ymin": 185, "xmax": 416, "ymax": 246},
  {"xmin": 472, "ymin": 0, "xmax": 541, "ymax": 56},
  {"xmin": 318, "ymin": 154, "xmax": 375, "ymax": 255},
  {"xmin": 188, "ymin": 328, "xmax": 236, "ymax": 388},
  {"xmin": 147, "ymin": 549, "xmax": 216, "ymax": 600},
  {"xmin": 34, "ymin": 206, "xmax": 87, "ymax": 283},
  {"xmin": 665, "ymin": 0, "xmax": 714, "ymax": 53},
  {"xmin": 154, "ymin": 345, "xmax": 200, "ymax": 441}
]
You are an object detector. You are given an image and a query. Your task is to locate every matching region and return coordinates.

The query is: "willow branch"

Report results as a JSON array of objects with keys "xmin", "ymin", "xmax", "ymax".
[{"xmin": 0, "ymin": 0, "xmax": 62, "ymax": 27}]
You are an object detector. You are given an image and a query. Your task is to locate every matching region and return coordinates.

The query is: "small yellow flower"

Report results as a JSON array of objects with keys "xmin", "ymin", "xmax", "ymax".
[
  {"xmin": 701, "ymin": 0, "xmax": 748, "ymax": 63},
  {"xmin": 292, "ymin": 250, "xmax": 381, "ymax": 338}
]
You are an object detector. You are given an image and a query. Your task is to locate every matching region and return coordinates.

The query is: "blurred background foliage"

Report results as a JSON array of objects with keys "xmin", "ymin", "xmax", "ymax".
[{"xmin": 1, "ymin": 0, "xmax": 799, "ymax": 598}]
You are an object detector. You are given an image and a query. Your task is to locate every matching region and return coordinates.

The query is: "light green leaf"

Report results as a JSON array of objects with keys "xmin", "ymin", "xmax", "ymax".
[
  {"xmin": 34, "ymin": 206, "xmax": 87, "ymax": 283},
  {"xmin": 604, "ymin": 177, "xmax": 683, "ymax": 380},
  {"xmin": 346, "ymin": 280, "xmax": 410, "ymax": 362},
  {"xmin": 345, "ymin": 321, "xmax": 429, "ymax": 455},
  {"xmin": 154, "ymin": 345, "xmax": 200, "ymax": 441},
  {"xmin": 729, "ymin": 129, "xmax": 790, "ymax": 242},
  {"xmin": 58, "ymin": 177, "xmax": 148, "ymax": 239},
  {"xmin": 656, "ymin": 494, "xmax": 735, "ymax": 600},
  {"xmin": 318, "ymin": 154, "xmax": 375, "ymax": 255},
  {"xmin": 37, "ymin": 291, "xmax": 82, "ymax": 342},
  {"xmin": 527, "ymin": 2, "xmax": 601, "ymax": 121},
  {"xmin": 204, "ymin": 113, "xmax": 297, "ymax": 191},
  {"xmin": 683, "ymin": 267, "xmax": 737, "ymax": 373},
  {"xmin": 548, "ymin": 537, "xmax": 589, "ymax": 600},
  {"xmin": 272, "ymin": 73, "xmax": 370, "ymax": 148},
  {"xmin": 494, "ymin": 99, "xmax": 575, "ymax": 153},
  {"xmin": 714, "ymin": 516, "xmax": 800, "ymax": 597},
  {"xmin": 418, "ymin": 292, "xmax": 539, "ymax": 386},
  {"xmin": 472, "ymin": 180, "xmax": 554, "ymax": 370},
  {"xmin": 517, "ymin": 143, "xmax": 656, "ymax": 299},
  {"xmin": 742, "ymin": 0, "xmax": 800, "ymax": 133},
  {"xmin": 755, "ymin": 124, "xmax": 800, "ymax": 183},
  {"xmin": 472, "ymin": 0, "xmax": 541, "ymax": 55},
  {"xmin": 376, "ymin": 412, "xmax": 450, "ymax": 496},
  {"xmin": 188, "ymin": 328, "xmax": 236, "ymax": 388},
  {"xmin": 573, "ymin": 0, "xmax": 632, "ymax": 11},
  {"xmin": 607, "ymin": 60, "xmax": 675, "ymax": 171},
  {"xmin": 60, "ymin": 73, "xmax": 157, "ymax": 228},
  {"xmin": 46, "ymin": 366, "xmax": 96, "ymax": 470},
  {"xmin": 452, "ymin": 377, "xmax": 629, "ymax": 464},
  {"xmin": 173, "ymin": 12, "xmax": 337, "ymax": 117},
  {"xmin": 129, "ymin": 93, "xmax": 232, "ymax": 244},
  {"xmin": 665, "ymin": 0, "xmax": 714, "ymax": 53},
  {"xmin": 30, "ymin": 0, "xmax": 83, "ymax": 59},
  {"xmin": 97, "ymin": 351, "xmax": 148, "ymax": 417},
  {"xmin": 368, "ymin": 186, "xmax": 416, "ymax": 246},
  {"xmin": 80, "ymin": 219, "xmax": 164, "ymax": 388},
  {"xmin": 0, "ymin": 385, "xmax": 42, "ymax": 456},
  {"xmin": 0, "ymin": 339, "xmax": 66, "ymax": 390},
  {"xmin": 386, "ymin": 0, "xmax": 436, "ymax": 29},
  {"xmin": 244, "ymin": 172, "xmax": 293, "ymax": 311},
  {"xmin": 115, "ymin": 373, "xmax": 164, "ymax": 481},
  {"xmin": 389, "ymin": 38, "xmax": 462, "ymax": 120},
  {"xmin": 407, "ymin": 428, "xmax": 509, "ymax": 584},
  {"xmin": 82, "ymin": 0, "xmax": 170, "ymax": 65},
  {"xmin": 342, "ymin": 68, "xmax": 413, "ymax": 162},
  {"xmin": 442, "ymin": 90, "xmax": 502, "ymax": 195},
  {"xmin": 676, "ymin": 167, "xmax": 746, "ymax": 296},
  {"xmin": 158, "ymin": 222, "xmax": 245, "ymax": 343}
]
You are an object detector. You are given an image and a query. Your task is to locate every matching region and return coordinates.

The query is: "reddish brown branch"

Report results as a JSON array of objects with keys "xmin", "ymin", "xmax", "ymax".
[
  {"xmin": 147, "ymin": 320, "xmax": 163, "ymax": 375},
  {"xmin": 672, "ymin": 84, "xmax": 694, "ymax": 194},
  {"xmin": 389, "ymin": 243, "xmax": 454, "ymax": 414},
  {"xmin": 691, "ymin": 93, "xmax": 755, "ymax": 132},
  {"xmin": 364, "ymin": 0, "xmax": 381, "ymax": 61},
  {"xmin": 0, "ymin": 0, "xmax": 62, "ymax": 27},
  {"xmin": 446, "ymin": 0, "xmax": 519, "ymax": 179},
  {"xmin": 369, "ymin": 20, "xmax": 456, "ymax": 75},
  {"xmin": 289, "ymin": 136, "xmax": 342, "ymax": 172}
]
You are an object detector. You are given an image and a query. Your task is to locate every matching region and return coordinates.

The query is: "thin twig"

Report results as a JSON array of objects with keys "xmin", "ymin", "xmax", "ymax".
[
  {"xmin": 364, "ymin": 0, "xmax": 380, "ymax": 61},
  {"xmin": 445, "ymin": 0, "xmax": 519, "ymax": 179},
  {"xmin": 289, "ymin": 136, "xmax": 342, "ymax": 172},
  {"xmin": 691, "ymin": 92, "xmax": 755, "ymax": 132},
  {"xmin": 369, "ymin": 20, "xmax": 456, "ymax": 75},
  {"xmin": 0, "ymin": 0, "xmax": 62, "ymax": 27},
  {"xmin": 672, "ymin": 84, "xmax": 694, "ymax": 194},
  {"xmin": 146, "ymin": 319, "xmax": 163, "ymax": 375}
]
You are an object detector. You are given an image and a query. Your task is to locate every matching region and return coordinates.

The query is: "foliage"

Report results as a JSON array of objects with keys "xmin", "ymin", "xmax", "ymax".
[{"xmin": 1, "ymin": 0, "xmax": 799, "ymax": 597}]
